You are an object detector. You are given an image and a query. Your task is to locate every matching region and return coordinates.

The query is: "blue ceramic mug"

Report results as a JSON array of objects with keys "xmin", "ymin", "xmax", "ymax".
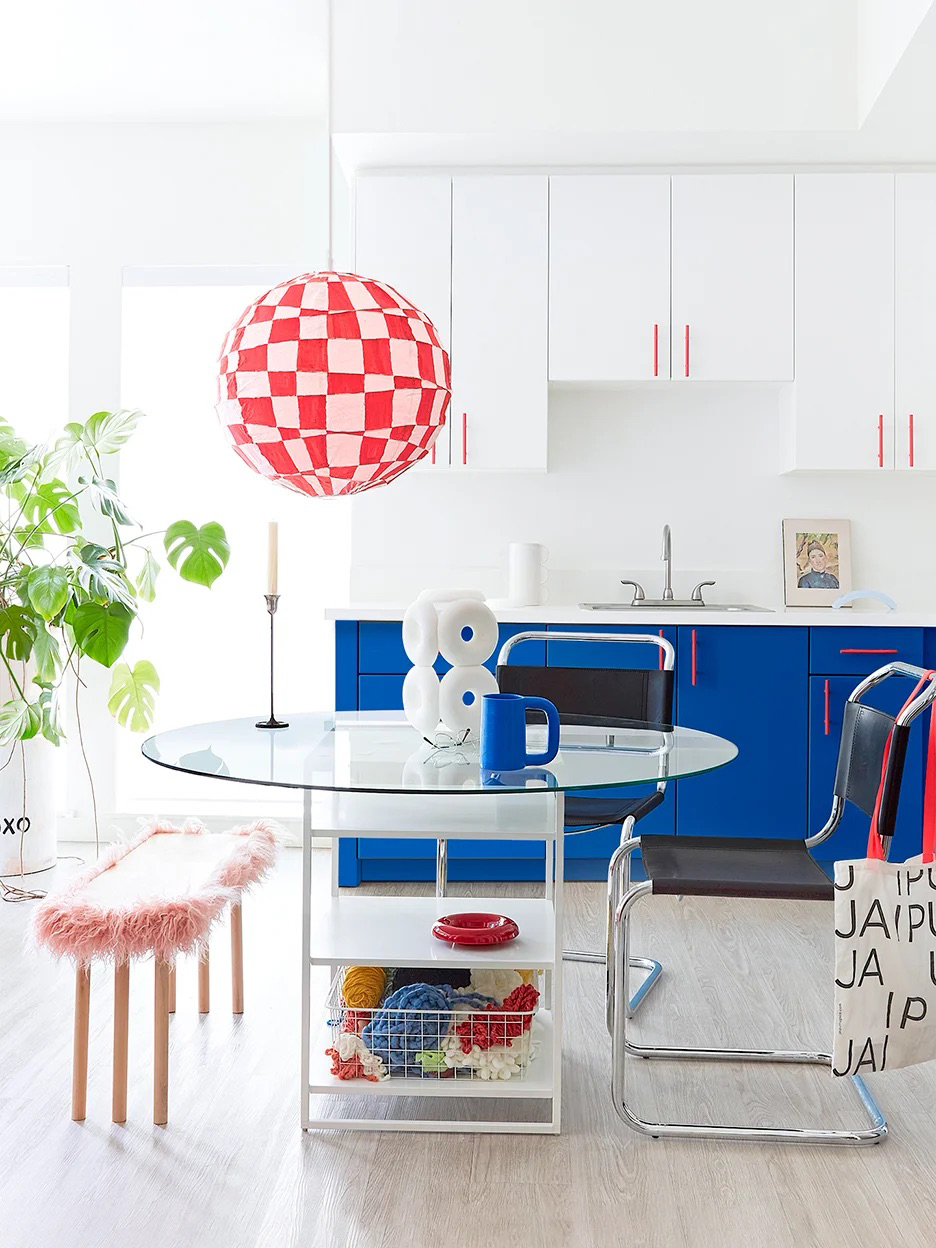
[{"xmin": 480, "ymin": 693, "xmax": 560, "ymax": 771}]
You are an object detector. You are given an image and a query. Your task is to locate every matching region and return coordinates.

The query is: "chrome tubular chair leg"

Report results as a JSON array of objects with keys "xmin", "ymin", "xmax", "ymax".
[
  {"xmin": 435, "ymin": 838, "xmax": 448, "ymax": 900},
  {"xmin": 562, "ymin": 817, "xmax": 664, "ymax": 1021},
  {"xmin": 610, "ymin": 882, "xmax": 888, "ymax": 1146}
]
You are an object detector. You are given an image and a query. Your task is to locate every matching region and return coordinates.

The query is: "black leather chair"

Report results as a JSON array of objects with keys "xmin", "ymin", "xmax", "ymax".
[
  {"xmin": 610, "ymin": 661, "xmax": 936, "ymax": 1146},
  {"xmin": 433, "ymin": 630, "xmax": 674, "ymax": 1014}
]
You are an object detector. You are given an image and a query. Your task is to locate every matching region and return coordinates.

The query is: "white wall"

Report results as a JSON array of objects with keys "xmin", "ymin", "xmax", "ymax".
[
  {"xmin": 333, "ymin": 1, "xmax": 856, "ymax": 137},
  {"xmin": 349, "ymin": 385, "xmax": 936, "ymax": 612}
]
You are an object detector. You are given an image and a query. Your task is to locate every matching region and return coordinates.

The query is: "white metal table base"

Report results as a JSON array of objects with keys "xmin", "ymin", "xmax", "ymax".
[
  {"xmin": 610, "ymin": 880, "xmax": 888, "ymax": 1146},
  {"xmin": 301, "ymin": 791, "xmax": 564, "ymax": 1134}
]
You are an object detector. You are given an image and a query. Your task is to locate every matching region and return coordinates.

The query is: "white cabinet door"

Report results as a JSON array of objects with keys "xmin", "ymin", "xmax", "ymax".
[
  {"xmin": 451, "ymin": 176, "xmax": 548, "ymax": 471},
  {"xmin": 792, "ymin": 174, "xmax": 895, "ymax": 471},
  {"xmin": 354, "ymin": 175, "xmax": 452, "ymax": 466},
  {"xmin": 896, "ymin": 174, "xmax": 936, "ymax": 472},
  {"xmin": 548, "ymin": 175, "xmax": 670, "ymax": 381},
  {"xmin": 671, "ymin": 174, "xmax": 793, "ymax": 382}
]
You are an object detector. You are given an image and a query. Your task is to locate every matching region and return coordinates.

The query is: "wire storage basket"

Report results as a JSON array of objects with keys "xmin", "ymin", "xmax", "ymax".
[{"xmin": 324, "ymin": 967, "xmax": 541, "ymax": 1083}]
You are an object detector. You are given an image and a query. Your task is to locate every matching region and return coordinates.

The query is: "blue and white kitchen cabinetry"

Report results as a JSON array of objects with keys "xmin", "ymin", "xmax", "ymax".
[{"xmin": 335, "ymin": 617, "xmax": 934, "ymax": 887}]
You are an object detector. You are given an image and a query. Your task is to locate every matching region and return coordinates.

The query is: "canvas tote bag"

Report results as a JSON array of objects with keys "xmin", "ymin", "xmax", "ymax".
[{"xmin": 833, "ymin": 672, "xmax": 936, "ymax": 1077}]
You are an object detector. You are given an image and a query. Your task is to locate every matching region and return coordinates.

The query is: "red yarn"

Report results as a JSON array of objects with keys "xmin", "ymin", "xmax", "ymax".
[
  {"xmin": 342, "ymin": 1009, "xmax": 371, "ymax": 1035},
  {"xmin": 455, "ymin": 983, "xmax": 540, "ymax": 1054},
  {"xmin": 325, "ymin": 1046, "xmax": 380, "ymax": 1082}
]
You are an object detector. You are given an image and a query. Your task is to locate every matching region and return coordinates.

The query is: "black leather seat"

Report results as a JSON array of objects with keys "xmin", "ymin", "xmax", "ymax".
[
  {"xmin": 565, "ymin": 791, "xmax": 664, "ymax": 831},
  {"xmin": 640, "ymin": 834, "xmax": 833, "ymax": 901}
]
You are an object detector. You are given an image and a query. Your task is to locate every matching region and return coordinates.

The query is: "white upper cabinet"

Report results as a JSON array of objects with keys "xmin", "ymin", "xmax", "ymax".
[
  {"xmin": 451, "ymin": 176, "xmax": 548, "ymax": 471},
  {"xmin": 671, "ymin": 175, "xmax": 793, "ymax": 382},
  {"xmin": 791, "ymin": 174, "xmax": 895, "ymax": 471},
  {"xmin": 354, "ymin": 175, "xmax": 453, "ymax": 466},
  {"xmin": 896, "ymin": 174, "xmax": 936, "ymax": 472},
  {"xmin": 548, "ymin": 175, "xmax": 670, "ymax": 382}
]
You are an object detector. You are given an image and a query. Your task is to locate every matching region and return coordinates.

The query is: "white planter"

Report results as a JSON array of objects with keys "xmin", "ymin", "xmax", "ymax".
[{"xmin": 0, "ymin": 715, "xmax": 58, "ymax": 877}]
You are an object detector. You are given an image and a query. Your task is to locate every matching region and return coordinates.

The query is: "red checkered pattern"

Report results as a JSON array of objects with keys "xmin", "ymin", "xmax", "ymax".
[{"xmin": 216, "ymin": 271, "xmax": 451, "ymax": 498}]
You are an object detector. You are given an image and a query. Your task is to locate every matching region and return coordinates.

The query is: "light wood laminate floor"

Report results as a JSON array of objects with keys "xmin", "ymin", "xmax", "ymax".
[{"xmin": 4, "ymin": 845, "xmax": 936, "ymax": 1248}]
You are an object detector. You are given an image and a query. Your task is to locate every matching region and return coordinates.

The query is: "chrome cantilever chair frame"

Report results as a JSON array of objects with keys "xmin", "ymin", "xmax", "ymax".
[
  {"xmin": 610, "ymin": 661, "xmax": 936, "ymax": 1146},
  {"xmin": 436, "ymin": 629, "xmax": 675, "ymax": 1018}
]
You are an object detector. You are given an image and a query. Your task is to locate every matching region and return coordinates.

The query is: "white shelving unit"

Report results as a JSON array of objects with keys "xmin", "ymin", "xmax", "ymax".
[{"xmin": 300, "ymin": 790, "xmax": 564, "ymax": 1134}]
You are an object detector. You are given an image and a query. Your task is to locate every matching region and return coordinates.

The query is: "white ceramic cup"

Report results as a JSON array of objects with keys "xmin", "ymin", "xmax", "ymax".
[{"xmin": 508, "ymin": 543, "xmax": 549, "ymax": 607}]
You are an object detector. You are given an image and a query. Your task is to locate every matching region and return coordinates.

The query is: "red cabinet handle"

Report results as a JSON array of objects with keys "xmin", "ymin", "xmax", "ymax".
[
  {"xmin": 909, "ymin": 413, "xmax": 915, "ymax": 467},
  {"xmin": 658, "ymin": 628, "xmax": 664, "ymax": 671},
  {"xmin": 839, "ymin": 648, "xmax": 898, "ymax": 655},
  {"xmin": 462, "ymin": 412, "xmax": 467, "ymax": 466},
  {"xmin": 653, "ymin": 324, "xmax": 659, "ymax": 378},
  {"xmin": 684, "ymin": 325, "xmax": 690, "ymax": 378},
  {"xmin": 431, "ymin": 443, "xmax": 436, "ymax": 465},
  {"xmin": 691, "ymin": 629, "xmax": 697, "ymax": 686},
  {"xmin": 878, "ymin": 414, "xmax": 884, "ymax": 467},
  {"xmin": 824, "ymin": 679, "xmax": 830, "ymax": 736}
]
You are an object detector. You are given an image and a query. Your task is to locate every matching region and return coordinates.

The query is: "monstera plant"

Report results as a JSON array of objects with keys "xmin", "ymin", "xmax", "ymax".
[{"xmin": 0, "ymin": 408, "xmax": 229, "ymax": 745}]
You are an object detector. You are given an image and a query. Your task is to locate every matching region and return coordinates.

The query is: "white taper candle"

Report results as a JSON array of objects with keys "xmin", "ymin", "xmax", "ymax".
[{"xmin": 266, "ymin": 521, "xmax": 279, "ymax": 596}]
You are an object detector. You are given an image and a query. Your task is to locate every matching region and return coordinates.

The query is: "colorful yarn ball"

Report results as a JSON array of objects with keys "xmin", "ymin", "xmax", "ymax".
[
  {"xmin": 442, "ymin": 1027, "xmax": 535, "ymax": 1081},
  {"xmin": 326, "ymin": 1032, "xmax": 388, "ymax": 1082},
  {"xmin": 415, "ymin": 1049, "xmax": 451, "ymax": 1076},
  {"xmin": 361, "ymin": 982, "xmax": 494, "ymax": 1075},
  {"xmin": 454, "ymin": 983, "xmax": 540, "ymax": 1054},
  {"xmin": 342, "ymin": 965, "xmax": 387, "ymax": 1009},
  {"xmin": 469, "ymin": 969, "xmax": 523, "ymax": 1003}
]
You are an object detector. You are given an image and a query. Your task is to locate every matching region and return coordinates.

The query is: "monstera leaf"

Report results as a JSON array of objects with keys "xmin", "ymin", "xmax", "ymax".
[
  {"xmin": 69, "ymin": 601, "xmax": 133, "ymax": 667},
  {"xmin": 164, "ymin": 521, "xmax": 230, "ymax": 588},
  {"xmin": 107, "ymin": 660, "xmax": 159, "ymax": 731}
]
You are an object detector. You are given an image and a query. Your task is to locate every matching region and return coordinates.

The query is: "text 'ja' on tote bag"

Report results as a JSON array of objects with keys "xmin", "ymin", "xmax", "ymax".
[{"xmin": 833, "ymin": 672, "xmax": 936, "ymax": 1078}]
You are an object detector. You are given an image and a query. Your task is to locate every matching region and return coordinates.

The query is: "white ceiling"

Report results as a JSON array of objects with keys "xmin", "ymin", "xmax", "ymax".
[{"xmin": 0, "ymin": 0, "xmax": 326, "ymax": 121}]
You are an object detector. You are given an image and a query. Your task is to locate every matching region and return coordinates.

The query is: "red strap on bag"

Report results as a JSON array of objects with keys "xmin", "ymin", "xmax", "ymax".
[{"xmin": 867, "ymin": 672, "xmax": 936, "ymax": 861}]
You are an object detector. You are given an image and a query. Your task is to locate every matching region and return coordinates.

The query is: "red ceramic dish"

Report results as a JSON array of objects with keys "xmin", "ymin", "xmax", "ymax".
[{"xmin": 431, "ymin": 912, "xmax": 520, "ymax": 946}]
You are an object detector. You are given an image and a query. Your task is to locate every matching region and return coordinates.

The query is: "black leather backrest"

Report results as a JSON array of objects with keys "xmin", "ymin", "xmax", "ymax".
[
  {"xmin": 834, "ymin": 700, "xmax": 910, "ymax": 838},
  {"xmin": 495, "ymin": 664, "xmax": 674, "ymax": 729}
]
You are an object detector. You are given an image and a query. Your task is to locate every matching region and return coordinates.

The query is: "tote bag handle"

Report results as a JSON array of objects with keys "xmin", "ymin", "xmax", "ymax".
[{"xmin": 867, "ymin": 672, "xmax": 936, "ymax": 862}]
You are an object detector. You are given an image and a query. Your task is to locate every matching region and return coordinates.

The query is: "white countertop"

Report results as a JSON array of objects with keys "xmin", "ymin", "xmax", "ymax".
[{"xmin": 325, "ymin": 604, "xmax": 935, "ymax": 628}]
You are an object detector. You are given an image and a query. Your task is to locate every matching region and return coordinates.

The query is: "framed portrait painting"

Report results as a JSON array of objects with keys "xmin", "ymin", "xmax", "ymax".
[{"xmin": 782, "ymin": 520, "xmax": 852, "ymax": 607}]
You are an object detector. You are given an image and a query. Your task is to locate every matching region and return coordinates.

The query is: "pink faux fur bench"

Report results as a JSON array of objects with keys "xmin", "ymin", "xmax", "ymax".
[{"xmin": 31, "ymin": 817, "xmax": 279, "ymax": 1125}]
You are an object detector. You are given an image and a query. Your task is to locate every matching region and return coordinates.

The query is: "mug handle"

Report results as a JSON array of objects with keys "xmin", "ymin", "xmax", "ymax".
[{"xmin": 522, "ymin": 697, "xmax": 561, "ymax": 767}]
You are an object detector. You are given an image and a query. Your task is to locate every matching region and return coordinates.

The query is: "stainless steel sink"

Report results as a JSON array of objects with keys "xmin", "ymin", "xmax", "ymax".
[{"xmin": 579, "ymin": 602, "xmax": 774, "ymax": 613}]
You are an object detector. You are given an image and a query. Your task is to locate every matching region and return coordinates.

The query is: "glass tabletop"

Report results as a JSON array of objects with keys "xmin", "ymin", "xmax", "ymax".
[{"xmin": 142, "ymin": 711, "xmax": 737, "ymax": 795}]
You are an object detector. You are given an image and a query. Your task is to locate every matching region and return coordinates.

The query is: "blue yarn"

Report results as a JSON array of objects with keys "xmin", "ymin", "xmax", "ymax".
[{"xmin": 361, "ymin": 983, "xmax": 495, "ymax": 1075}]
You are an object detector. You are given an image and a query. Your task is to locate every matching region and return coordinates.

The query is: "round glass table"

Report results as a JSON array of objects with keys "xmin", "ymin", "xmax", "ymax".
[
  {"xmin": 141, "ymin": 710, "xmax": 737, "ymax": 794},
  {"xmin": 141, "ymin": 711, "xmax": 736, "ymax": 1135}
]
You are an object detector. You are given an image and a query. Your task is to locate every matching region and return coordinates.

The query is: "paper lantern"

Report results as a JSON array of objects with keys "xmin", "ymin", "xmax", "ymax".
[{"xmin": 216, "ymin": 271, "xmax": 451, "ymax": 498}]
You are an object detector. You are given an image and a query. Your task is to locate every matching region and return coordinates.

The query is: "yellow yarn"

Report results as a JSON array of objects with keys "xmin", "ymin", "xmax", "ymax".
[
  {"xmin": 517, "ymin": 970, "xmax": 535, "ymax": 984},
  {"xmin": 342, "ymin": 965, "xmax": 386, "ymax": 1009}
]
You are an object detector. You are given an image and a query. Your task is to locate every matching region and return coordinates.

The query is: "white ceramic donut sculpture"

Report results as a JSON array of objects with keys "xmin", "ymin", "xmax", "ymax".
[
  {"xmin": 402, "ymin": 598, "xmax": 439, "ymax": 667},
  {"xmin": 402, "ymin": 665, "xmax": 441, "ymax": 738},
  {"xmin": 402, "ymin": 590, "xmax": 499, "ymax": 740},
  {"xmin": 438, "ymin": 665, "xmax": 499, "ymax": 736},
  {"xmin": 437, "ymin": 598, "xmax": 499, "ymax": 667}
]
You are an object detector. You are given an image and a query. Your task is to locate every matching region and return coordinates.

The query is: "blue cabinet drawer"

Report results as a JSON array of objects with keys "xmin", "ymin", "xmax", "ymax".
[
  {"xmin": 358, "ymin": 674, "xmax": 405, "ymax": 710},
  {"xmin": 809, "ymin": 628, "xmax": 923, "ymax": 675},
  {"xmin": 360, "ymin": 620, "xmax": 545, "ymax": 675},
  {"xmin": 547, "ymin": 624, "xmax": 676, "ymax": 670}
]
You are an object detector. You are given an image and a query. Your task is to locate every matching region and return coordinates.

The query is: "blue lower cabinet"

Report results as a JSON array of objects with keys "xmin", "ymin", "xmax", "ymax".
[
  {"xmin": 808, "ymin": 674, "xmax": 923, "ymax": 863},
  {"xmin": 547, "ymin": 623, "xmax": 676, "ymax": 670},
  {"xmin": 675, "ymin": 626, "xmax": 808, "ymax": 839}
]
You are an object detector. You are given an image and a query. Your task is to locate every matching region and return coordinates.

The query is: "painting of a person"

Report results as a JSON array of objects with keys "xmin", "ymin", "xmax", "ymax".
[{"xmin": 797, "ymin": 540, "xmax": 839, "ymax": 590}]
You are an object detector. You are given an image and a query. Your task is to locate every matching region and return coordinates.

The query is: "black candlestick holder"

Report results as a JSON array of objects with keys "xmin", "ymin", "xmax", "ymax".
[{"xmin": 256, "ymin": 594, "xmax": 289, "ymax": 729}]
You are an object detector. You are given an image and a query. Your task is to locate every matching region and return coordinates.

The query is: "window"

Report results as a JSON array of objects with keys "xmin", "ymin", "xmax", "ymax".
[{"xmin": 118, "ymin": 273, "xmax": 351, "ymax": 819}]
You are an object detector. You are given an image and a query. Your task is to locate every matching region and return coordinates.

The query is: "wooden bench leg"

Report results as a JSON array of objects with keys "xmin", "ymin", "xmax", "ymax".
[
  {"xmin": 112, "ymin": 962, "xmax": 130, "ymax": 1124},
  {"xmin": 198, "ymin": 946, "xmax": 210, "ymax": 1014},
  {"xmin": 154, "ymin": 960, "xmax": 170, "ymax": 1126},
  {"xmin": 72, "ymin": 965, "xmax": 91, "ymax": 1122},
  {"xmin": 168, "ymin": 965, "xmax": 176, "ymax": 1015},
  {"xmin": 231, "ymin": 903, "xmax": 244, "ymax": 1015}
]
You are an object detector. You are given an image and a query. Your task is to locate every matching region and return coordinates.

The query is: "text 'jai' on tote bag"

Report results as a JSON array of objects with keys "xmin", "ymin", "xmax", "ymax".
[{"xmin": 833, "ymin": 672, "xmax": 936, "ymax": 1078}]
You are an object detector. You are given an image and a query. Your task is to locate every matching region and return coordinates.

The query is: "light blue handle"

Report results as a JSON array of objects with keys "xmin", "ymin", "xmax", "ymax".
[
  {"xmin": 831, "ymin": 589, "xmax": 897, "ymax": 612},
  {"xmin": 522, "ymin": 696, "xmax": 560, "ymax": 767}
]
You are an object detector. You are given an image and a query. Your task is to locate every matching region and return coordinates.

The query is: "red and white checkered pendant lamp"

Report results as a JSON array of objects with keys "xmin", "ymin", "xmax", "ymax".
[{"xmin": 216, "ymin": 271, "xmax": 451, "ymax": 498}]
